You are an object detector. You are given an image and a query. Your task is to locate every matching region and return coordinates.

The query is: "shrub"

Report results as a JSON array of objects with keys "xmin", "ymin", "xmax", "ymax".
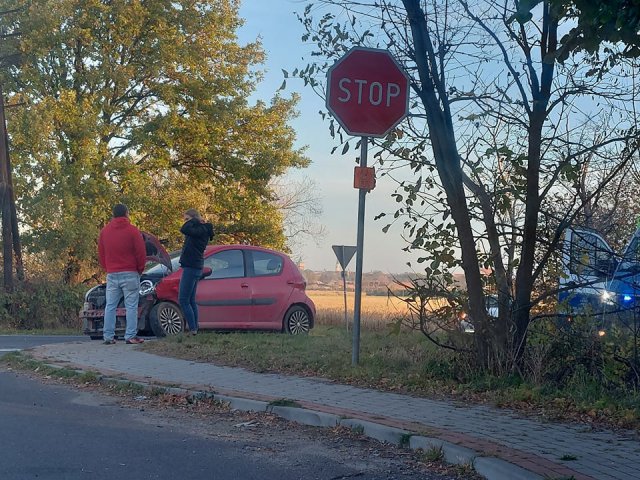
[
  {"xmin": 0, "ymin": 280, "xmax": 85, "ymax": 330},
  {"xmin": 526, "ymin": 316, "xmax": 605, "ymax": 387}
]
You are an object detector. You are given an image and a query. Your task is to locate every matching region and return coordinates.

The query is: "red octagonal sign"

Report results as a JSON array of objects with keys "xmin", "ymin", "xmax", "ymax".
[{"xmin": 326, "ymin": 47, "xmax": 410, "ymax": 138}]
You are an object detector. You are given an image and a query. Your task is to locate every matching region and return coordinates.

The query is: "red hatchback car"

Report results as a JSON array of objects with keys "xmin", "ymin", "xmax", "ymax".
[{"xmin": 81, "ymin": 244, "xmax": 316, "ymax": 338}]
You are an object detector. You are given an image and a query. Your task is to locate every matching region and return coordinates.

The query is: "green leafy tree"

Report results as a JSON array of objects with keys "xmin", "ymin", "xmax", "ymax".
[
  {"xmin": 0, "ymin": 0, "xmax": 307, "ymax": 283},
  {"xmin": 550, "ymin": 0, "xmax": 640, "ymax": 58}
]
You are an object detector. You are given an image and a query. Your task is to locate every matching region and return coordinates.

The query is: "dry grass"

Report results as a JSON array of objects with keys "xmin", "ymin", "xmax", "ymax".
[{"xmin": 307, "ymin": 290, "xmax": 410, "ymax": 330}]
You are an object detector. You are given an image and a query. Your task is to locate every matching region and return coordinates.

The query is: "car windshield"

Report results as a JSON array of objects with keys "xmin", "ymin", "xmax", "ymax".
[{"xmin": 145, "ymin": 251, "xmax": 181, "ymax": 275}]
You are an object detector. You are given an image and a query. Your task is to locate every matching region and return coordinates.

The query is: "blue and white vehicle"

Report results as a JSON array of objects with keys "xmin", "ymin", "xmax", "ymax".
[{"xmin": 560, "ymin": 227, "xmax": 640, "ymax": 328}]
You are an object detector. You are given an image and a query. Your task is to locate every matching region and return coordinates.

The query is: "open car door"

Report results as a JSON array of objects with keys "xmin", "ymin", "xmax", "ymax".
[
  {"xmin": 559, "ymin": 227, "xmax": 616, "ymax": 313},
  {"xmin": 608, "ymin": 228, "xmax": 640, "ymax": 305},
  {"xmin": 141, "ymin": 232, "xmax": 172, "ymax": 272}
]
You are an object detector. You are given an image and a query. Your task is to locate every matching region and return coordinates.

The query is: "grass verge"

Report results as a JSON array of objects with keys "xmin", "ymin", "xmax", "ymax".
[
  {"xmin": 141, "ymin": 326, "xmax": 640, "ymax": 430},
  {"xmin": 144, "ymin": 325, "xmax": 445, "ymax": 394},
  {"xmin": 0, "ymin": 351, "xmax": 230, "ymax": 409}
]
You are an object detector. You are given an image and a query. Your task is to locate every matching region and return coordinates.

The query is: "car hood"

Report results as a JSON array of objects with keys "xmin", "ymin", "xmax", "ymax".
[{"xmin": 142, "ymin": 231, "xmax": 172, "ymax": 272}]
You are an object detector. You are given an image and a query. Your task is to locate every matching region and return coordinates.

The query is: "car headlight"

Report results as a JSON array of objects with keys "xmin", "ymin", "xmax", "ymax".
[
  {"xmin": 139, "ymin": 279, "xmax": 156, "ymax": 296},
  {"xmin": 601, "ymin": 290, "xmax": 615, "ymax": 305}
]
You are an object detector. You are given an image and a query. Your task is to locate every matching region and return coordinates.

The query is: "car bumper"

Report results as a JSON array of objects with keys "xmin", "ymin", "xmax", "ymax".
[{"xmin": 81, "ymin": 296, "xmax": 155, "ymax": 336}]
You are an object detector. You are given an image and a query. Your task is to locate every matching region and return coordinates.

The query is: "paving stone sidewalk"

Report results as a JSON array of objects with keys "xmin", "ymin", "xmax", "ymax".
[{"xmin": 27, "ymin": 341, "xmax": 640, "ymax": 480}]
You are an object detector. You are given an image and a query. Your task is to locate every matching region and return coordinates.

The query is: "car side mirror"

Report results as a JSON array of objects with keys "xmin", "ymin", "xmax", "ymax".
[{"xmin": 201, "ymin": 267, "xmax": 212, "ymax": 279}]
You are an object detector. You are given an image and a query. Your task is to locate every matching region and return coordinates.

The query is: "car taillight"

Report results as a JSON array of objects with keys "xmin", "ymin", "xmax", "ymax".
[{"xmin": 288, "ymin": 279, "xmax": 306, "ymax": 290}]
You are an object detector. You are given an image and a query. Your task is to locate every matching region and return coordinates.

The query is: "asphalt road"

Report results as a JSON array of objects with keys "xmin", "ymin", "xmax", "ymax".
[
  {"xmin": 0, "ymin": 370, "xmax": 302, "ymax": 479},
  {"xmin": 0, "ymin": 337, "xmax": 463, "ymax": 480},
  {"xmin": 0, "ymin": 335, "xmax": 87, "ymax": 356}
]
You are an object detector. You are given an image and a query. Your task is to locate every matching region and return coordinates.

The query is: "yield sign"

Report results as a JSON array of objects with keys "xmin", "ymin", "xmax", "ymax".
[{"xmin": 332, "ymin": 245, "xmax": 357, "ymax": 270}]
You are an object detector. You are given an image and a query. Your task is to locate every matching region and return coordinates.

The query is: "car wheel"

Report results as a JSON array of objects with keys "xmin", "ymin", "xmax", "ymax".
[
  {"xmin": 283, "ymin": 305, "xmax": 310, "ymax": 335},
  {"xmin": 150, "ymin": 302, "xmax": 184, "ymax": 337}
]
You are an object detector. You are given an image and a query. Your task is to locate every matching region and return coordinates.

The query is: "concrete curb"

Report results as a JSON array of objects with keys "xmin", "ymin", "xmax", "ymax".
[
  {"xmin": 410, "ymin": 435, "xmax": 477, "ymax": 466},
  {"xmin": 268, "ymin": 405, "xmax": 341, "ymax": 428},
  {"xmin": 474, "ymin": 457, "xmax": 543, "ymax": 480},
  {"xmin": 216, "ymin": 394, "xmax": 269, "ymax": 413},
  {"xmin": 33, "ymin": 361, "xmax": 545, "ymax": 480},
  {"xmin": 340, "ymin": 418, "xmax": 410, "ymax": 445}
]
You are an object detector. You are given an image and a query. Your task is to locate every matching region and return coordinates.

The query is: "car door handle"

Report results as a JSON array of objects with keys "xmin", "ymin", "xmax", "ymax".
[{"xmin": 241, "ymin": 283, "xmax": 249, "ymax": 288}]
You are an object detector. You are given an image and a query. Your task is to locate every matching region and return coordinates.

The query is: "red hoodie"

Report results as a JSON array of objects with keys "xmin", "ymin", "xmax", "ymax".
[{"xmin": 98, "ymin": 217, "xmax": 147, "ymax": 274}]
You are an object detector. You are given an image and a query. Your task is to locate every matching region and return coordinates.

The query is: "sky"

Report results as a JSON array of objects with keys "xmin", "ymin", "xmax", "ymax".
[{"xmin": 238, "ymin": 0, "xmax": 420, "ymax": 274}]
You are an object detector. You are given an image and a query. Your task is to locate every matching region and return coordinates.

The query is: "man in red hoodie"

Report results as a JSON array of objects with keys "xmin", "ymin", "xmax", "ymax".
[{"xmin": 98, "ymin": 204, "xmax": 147, "ymax": 345}]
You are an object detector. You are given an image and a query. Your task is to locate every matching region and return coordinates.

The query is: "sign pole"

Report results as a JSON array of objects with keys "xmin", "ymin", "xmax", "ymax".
[
  {"xmin": 341, "ymin": 268, "xmax": 348, "ymax": 332},
  {"xmin": 332, "ymin": 244, "xmax": 357, "ymax": 335},
  {"xmin": 352, "ymin": 136, "xmax": 368, "ymax": 366},
  {"xmin": 325, "ymin": 47, "xmax": 409, "ymax": 366}
]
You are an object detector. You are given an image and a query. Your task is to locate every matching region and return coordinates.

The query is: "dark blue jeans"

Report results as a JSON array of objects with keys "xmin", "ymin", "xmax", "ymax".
[{"xmin": 179, "ymin": 267, "xmax": 202, "ymax": 332}]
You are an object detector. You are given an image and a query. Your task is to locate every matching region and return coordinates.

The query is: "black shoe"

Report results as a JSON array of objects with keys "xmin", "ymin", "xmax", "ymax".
[{"xmin": 103, "ymin": 338, "xmax": 116, "ymax": 345}]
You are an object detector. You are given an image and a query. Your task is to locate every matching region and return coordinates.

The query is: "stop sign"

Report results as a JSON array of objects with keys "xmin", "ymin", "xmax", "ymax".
[{"xmin": 326, "ymin": 47, "xmax": 409, "ymax": 137}]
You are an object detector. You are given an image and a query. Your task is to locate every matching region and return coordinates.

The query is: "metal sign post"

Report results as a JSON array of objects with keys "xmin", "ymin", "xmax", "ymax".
[
  {"xmin": 352, "ymin": 138, "xmax": 368, "ymax": 365},
  {"xmin": 341, "ymin": 269, "xmax": 348, "ymax": 331},
  {"xmin": 332, "ymin": 245, "xmax": 357, "ymax": 332},
  {"xmin": 325, "ymin": 47, "xmax": 410, "ymax": 366}
]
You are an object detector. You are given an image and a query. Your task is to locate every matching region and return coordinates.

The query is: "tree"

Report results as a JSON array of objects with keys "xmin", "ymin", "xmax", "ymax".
[
  {"xmin": 0, "ymin": 0, "xmax": 308, "ymax": 283},
  {"xmin": 271, "ymin": 175, "xmax": 326, "ymax": 253},
  {"xmin": 296, "ymin": 0, "xmax": 640, "ymax": 369},
  {"xmin": 549, "ymin": 0, "xmax": 640, "ymax": 58}
]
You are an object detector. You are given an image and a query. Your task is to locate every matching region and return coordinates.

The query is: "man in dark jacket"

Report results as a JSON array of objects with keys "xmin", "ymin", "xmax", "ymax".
[
  {"xmin": 98, "ymin": 204, "xmax": 146, "ymax": 345},
  {"xmin": 179, "ymin": 209, "xmax": 214, "ymax": 334}
]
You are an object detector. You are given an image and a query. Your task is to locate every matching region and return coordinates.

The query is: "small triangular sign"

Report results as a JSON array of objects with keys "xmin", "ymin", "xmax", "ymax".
[{"xmin": 332, "ymin": 245, "xmax": 357, "ymax": 270}]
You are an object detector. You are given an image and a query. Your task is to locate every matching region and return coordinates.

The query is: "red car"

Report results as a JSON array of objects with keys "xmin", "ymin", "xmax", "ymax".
[{"xmin": 81, "ymin": 243, "xmax": 315, "ymax": 338}]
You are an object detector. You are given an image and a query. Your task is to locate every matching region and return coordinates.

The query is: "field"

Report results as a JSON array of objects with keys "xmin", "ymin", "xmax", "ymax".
[{"xmin": 307, "ymin": 290, "xmax": 411, "ymax": 330}]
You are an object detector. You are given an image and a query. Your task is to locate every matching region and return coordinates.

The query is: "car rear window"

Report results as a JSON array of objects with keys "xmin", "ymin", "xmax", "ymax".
[
  {"xmin": 145, "ymin": 251, "xmax": 181, "ymax": 275},
  {"xmin": 251, "ymin": 251, "xmax": 283, "ymax": 277}
]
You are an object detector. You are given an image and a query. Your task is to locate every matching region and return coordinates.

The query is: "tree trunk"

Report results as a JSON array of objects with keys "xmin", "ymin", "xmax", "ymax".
[
  {"xmin": 403, "ymin": 0, "xmax": 490, "ymax": 366},
  {"xmin": 512, "ymin": 124, "xmax": 542, "ymax": 364},
  {"xmin": 513, "ymin": 2, "xmax": 558, "ymax": 365},
  {"xmin": 63, "ymin": 250, "xmax": 82, "ymax": 285},
  {"xmin": 0, "ymin": 85, "xmax": 13, "ymax": 292},
  {"xmin": 462, "ymin": 172, "xmax": 511, "ymax": 354},
  {"xmin": 5, "ymin": 128, "xmax": 23, "ymax": 281}
]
